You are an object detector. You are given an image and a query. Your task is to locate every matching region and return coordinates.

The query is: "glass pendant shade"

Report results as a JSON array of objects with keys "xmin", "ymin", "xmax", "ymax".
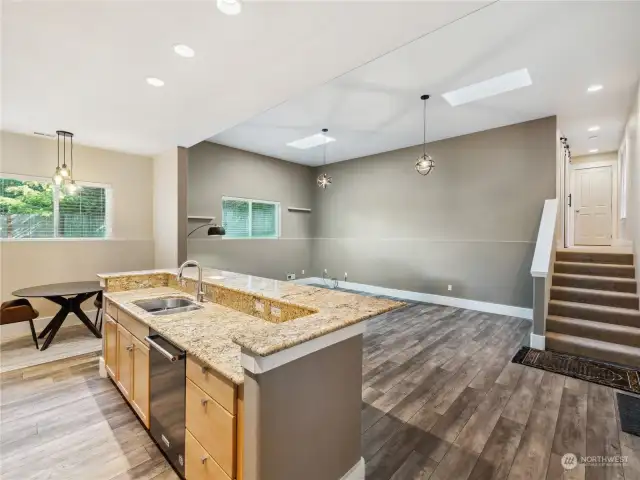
[
  {"xmin": 317, "ymin": 173, "xmax": 332, "ymax": 189},
  {"xmin": 53, "ymin": 167, "xmax": 63, "ymax": 185},
  {"xmin": 415, "ymin": 154, "xmax": 435, "ymax": 176},
  {"xmin": 60, "ymin": 164, "xmax": 70, "ymax": 177},
  {"xmin": 66, "ymin": 179, "xmax": 79, "ymax": 195}
]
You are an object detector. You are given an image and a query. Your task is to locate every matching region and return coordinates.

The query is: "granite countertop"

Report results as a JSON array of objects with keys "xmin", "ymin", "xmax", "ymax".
[{"xmin": 101, "ymin": 267, "xmax": 403, "ymax": 385}]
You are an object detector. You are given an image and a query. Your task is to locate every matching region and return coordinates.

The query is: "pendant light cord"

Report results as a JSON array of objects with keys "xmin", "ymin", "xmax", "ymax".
[
  {"xmin": 423, "ymin": 98, "xmax": 427, "ymax": 157},
  {"xmin": 57, "ymin": 133, "xmax": 60, "ymax": 168},
  {"xmin": 70, "ymin": 134, "xmax": 73, "ymax": 176}
]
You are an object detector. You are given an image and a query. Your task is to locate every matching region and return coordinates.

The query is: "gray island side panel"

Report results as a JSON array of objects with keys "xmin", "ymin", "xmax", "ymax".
[{"xmin": 243, "ymin": 335, "xmax": 363, "ymax": 480}]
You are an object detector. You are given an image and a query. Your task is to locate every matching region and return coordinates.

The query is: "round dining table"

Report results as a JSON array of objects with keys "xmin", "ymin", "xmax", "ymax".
[{"xmin": 12, "ymin": 281, "xmax": 103, "ymax": 351}]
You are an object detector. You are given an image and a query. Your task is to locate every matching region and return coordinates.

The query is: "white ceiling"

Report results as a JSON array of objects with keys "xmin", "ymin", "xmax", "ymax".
[
  {"xmin": 2, "ymin": 0, "xmax": 491, "ymax": 156},
  {"xmin": 212, "ymin": 1, "xmax": 640, "ymax": 165}
]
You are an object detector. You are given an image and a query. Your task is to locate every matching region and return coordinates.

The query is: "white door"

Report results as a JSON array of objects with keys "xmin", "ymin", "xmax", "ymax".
[{"xmin": 573, "ymin": 165, "xmax": 612, "ymax": 246}]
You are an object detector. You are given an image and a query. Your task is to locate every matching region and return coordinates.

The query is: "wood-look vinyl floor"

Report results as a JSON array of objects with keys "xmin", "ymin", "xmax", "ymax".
[{"xmin": 1, "ymin": 303, "xmax": 639, "ymax": 479}]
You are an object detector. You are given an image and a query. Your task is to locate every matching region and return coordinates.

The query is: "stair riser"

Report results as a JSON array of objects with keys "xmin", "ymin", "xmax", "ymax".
[
  {"xmin": 546, "ymin": 319, "xmax": 640, "ymax": 348},
  {"xmin": 550, "ymin": 289, "xmax": 639, "ymax": 310},
  {"xmin": 548, "ymin": 303, "xmax": 640, "ymax": 328},
  {"xmin": 556, "ymin": 251, "xmax": 634, "ymax": 266},
  {"xmin": 546, "ymin": 336, "xmax": 640, "ymax": 368},
  {"xmin": 552, "ymin": 275, "xmax": 637, "ymax": 293},
  {"xmin": 554, "ymin": 262, "xmax": 635, "ymax": 278}
]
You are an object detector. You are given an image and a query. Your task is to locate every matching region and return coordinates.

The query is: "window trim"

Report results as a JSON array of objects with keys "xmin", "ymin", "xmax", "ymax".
[
  {"xmin": 0, "ymin": 172, "xmax": 113, "ymax": 240},
  {"xmin": 221, "ymin": 195, "xmax": 281, "ymax": 239}
]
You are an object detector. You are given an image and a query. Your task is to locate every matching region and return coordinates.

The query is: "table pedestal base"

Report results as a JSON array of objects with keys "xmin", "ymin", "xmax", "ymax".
[{"xmin": 38, "ymin": 293, "xmax": 102, "ymax": 350}]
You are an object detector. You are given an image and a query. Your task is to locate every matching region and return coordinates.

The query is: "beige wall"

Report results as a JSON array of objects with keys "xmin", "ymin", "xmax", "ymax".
[
  {"xmin": 311, "ymin": 117, "xmax": 557, "ymax": 307},
  {"xmin": 621, "ymin": 82, "xmax": 640, "ymax": 279},
  {"xmin": 0, "ymin": 131, "xmax": 154, "ymax": 339},
  {"xmin": 187, "ymin": 142, "xmax": 314, "ymax": 280},
  {"xmin": 153, "ymin": 147, "xmax": 188, "ymax": 269}
]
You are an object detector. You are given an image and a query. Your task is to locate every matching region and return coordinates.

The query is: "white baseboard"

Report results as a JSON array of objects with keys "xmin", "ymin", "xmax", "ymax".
[
  {"xmin": 0, "ymin": 309, "xmax": 98, "ymax": 342},
  {"xmin": 530, "ymin": 333, "xmax": 545, "ymax": 350},
  {"xmin": 294, "ymin": 277, "xmax": 532, "ymax": 320},
  {"xmin": 340, "ymin": 457, "xmax": 365, "ymax": 480}
]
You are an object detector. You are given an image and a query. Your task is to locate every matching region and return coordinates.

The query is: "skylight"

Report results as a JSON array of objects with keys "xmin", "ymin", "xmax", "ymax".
[
  {"xmin": 442, "ymin": 68, "xmax": 533, "ymax": 107},
  {"xmin": 287, "ymin": 133, "xmax": 336, "ymax": 150}
]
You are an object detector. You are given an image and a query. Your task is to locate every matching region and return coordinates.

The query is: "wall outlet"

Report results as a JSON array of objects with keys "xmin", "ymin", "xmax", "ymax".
[
  {"xmin": 254, "ymin": 300, "xmax": 265, "ymax": 312},
  {"xmin": 287, "ymin": 273, "xmax": 296, "ymax": 280},
  {"xmin": 324, "ymin": 268, "xmax": 328, "ymax": 275},
  {"xmin": 448, "ymin": 285, "xmax": 453, "ymax": 291},
  {"xmin": 301, "ymin": 270, "xmax": 305, "ymax": 275},
  {"xmin": 344, "ymin": 272, "xmax": 348, "ymax": 281},
  {"xmin": 270, "ymin": 305, "xmax": 281, "ymax": 317}
]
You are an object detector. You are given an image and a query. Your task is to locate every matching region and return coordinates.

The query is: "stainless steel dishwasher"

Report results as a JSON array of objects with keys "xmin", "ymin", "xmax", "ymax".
[{"xmin": 146, "ymin": 330, "xmax": 186, "ymax": 478}]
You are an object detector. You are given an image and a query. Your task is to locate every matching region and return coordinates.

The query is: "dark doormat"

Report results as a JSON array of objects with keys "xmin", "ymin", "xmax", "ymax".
[
  {"xmin": 512, "ymin": 346, "xmax": 640, "ymax": 394},
  {"xmin": 617, "ymin": 393, "xmax": 640, "ymax": 437}
]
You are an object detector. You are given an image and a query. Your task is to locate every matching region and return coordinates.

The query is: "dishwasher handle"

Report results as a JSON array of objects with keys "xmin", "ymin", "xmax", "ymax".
[{"xmin": 145, "ymin": 334, "xmax": 185, "ymax": 362}]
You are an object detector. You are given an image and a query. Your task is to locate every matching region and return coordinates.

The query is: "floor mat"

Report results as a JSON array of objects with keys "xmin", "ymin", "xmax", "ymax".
[{"xmin": 512, "ymin": 346, "xmax": 640, "ymax": 394}]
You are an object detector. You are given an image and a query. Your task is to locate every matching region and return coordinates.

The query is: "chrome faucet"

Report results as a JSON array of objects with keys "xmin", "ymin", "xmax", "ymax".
[{"xmin": 177, "ymin": 260, "xmax": 205, "ymax": 303}]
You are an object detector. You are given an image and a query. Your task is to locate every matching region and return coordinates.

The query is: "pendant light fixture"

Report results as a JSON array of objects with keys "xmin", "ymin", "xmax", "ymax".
[
  {"xmin": 317, "ymin": 128, "xmax": 332, "ymax": 189},
  {"xmin": 415, "ymin": 95, "xmax": 435, "ymax": 176},
  {"xmin": 52, "ymin": 131, "xmax": 80, "ymax": 195}
]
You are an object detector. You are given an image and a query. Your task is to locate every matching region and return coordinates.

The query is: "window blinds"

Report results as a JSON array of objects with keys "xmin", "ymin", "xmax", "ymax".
[{"xmin": 222, "ymin": 197, "xmax": 279, "ymax": 238}]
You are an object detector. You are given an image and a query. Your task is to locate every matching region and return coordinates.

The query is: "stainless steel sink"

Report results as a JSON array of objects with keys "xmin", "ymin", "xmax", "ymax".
[{"xmin": 133, "ymin": 297, "xmax": 203, "ymax": 316}]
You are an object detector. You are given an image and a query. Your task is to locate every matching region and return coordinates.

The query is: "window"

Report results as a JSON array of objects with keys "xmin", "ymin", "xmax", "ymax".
[
  {"xmin": 0, "ymin": 174, "xmax": 111, "ymax": 239},
  {"xmin": 222, "ymin": 197, "xmax": 280, "ymax": 239}
]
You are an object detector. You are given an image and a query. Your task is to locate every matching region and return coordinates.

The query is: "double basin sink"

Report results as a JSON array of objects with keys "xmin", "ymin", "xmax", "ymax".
[{"xmin": 133, "ymin": 297, "xmax": 203, "ymax": 316}]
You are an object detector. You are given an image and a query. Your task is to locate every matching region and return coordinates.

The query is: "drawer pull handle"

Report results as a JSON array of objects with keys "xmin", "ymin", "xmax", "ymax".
[
  {"xmin": 201, "ymin": 366, "xmax": 209, "ymax": 375},
  {"xmin": 201, "ymin": 398, "xmax": 208, "ymax": 407},
  {"xmin": 126, "ymin": 345, "xmax": 134, "ymax": 352},
  {"xmin": 201, "ymin": 455, "xmax": 208, "ymax": 464}
]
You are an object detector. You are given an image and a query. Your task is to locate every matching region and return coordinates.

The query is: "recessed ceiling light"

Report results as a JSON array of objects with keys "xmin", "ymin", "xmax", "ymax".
[
  {"xmin": 589, "ymin": 135, "xmax": 598, "ymax": 140},
  {"xmin": 217, "ymin": 0, "xmax": 241, "ymax": 15},
  {"xmin": 173, "ymin": 44, "xmax": 195, "ymax": 58},
  {"xmin": 587, "ymin": 84, "xmax": 603, "ymax": 93},
  {"xmin": 442, "ymin": 68, "xmax": 532, "ymax": 107},
  {"xmin": 287, "ymin": 133, "xmax": 335, "ymax": 150},
  {"xmin": 588, "ymin": 126, "xmax": 600, "ymax": 132},
  {"xmin": 589, "ymin": 149, "xmax": 599, "ymax": 153},
  {"xmin": 146, "ymin": 77, "xmax": 164, "ymax": 87}
]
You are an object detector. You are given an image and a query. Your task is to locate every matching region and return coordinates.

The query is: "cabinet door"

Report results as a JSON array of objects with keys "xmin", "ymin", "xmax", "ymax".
[
  {"xmin": 186, "ymin": 430, "xmax": 231, "ymax": 480},
  {"xmin": 131, "ymin": 335, "xmax": 150, "ymax": 428},
  {"xmin": 116, "ymin": 324, "xmax": 133, "ymax": 400},
  {"xmin": 104, "ymin": 315, "xmax": 118, "ymax": 379}
]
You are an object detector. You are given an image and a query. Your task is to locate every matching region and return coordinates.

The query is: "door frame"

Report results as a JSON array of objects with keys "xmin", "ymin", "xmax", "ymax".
[{"xmin": 567, "ymin": 159, "xmax": 618, "ymax": 247}]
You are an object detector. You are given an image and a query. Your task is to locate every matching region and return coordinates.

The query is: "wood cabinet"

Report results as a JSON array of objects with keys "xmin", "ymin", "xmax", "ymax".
[
  {"xmin": 104, "ymin": 314, "xmax": 118, "ymax": 378},
  {"xmin": 130, "ymin": 335, "xmax": 150, "ymax": 428},
  {"xmin": 116, "ymin": 323, "xmax": 133, "ymax": 398},
  {"xmin": 186, "ymin": 430, "xmax": 231, "ymax": 480},
  {"xmin": 186, "ymin": 379, "xmax": 236, "ymax": 478}
]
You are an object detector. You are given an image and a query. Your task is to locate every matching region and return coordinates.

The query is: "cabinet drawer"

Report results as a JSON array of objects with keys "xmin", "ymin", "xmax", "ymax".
[
  {"xmin": 105, "ymin": 299, "xmax": 118, "ymax": 320},
  {"xmin": 186, "ymin": 379, "xmax": 236, "ymax": 478},
  {"xmin": 118, "ymin": 309, "xmax": 149, "ymax": 344},
  {"xmin": 187, "ymin": 355, "xmax": 237, "ymax": 414},
  {"xmin": 186, "ymin": 429, "xmax": 231, "ymax": 480}
]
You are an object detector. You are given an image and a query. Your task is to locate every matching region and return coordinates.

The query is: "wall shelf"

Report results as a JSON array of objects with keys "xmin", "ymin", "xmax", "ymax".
[{"xmin": 188, "ymin": 215, "xmax": 215, "ymax": 221}]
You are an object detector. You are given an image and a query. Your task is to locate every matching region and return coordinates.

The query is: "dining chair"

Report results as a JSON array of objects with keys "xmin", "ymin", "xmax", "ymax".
[
  {"xmin": 1, "ymin": 299, "xmax": 40, "ymax": 349},
  {"xmin": 93, "ymin": 291, "xmax": 103, "ymax": 332}
]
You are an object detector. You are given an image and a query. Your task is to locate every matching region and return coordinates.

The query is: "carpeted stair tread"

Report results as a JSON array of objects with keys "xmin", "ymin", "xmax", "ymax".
[
  {"xmin": 554, "ymin": 261, "xmax": 635, "ymax": 278},
  {"xmin": 556, "ymin": 251, "xmax": 634, "ymax": 265},
  {"xmin": 550, "ymin": 286, "xmax": 639, "ymax": 309},
  {"xmin": 546, "ymin": 331, "xmax": 640, "ymax": 368},
  {"xmin": 552, "ymin": 273, "xmax": 637, "ymax": 293},
  {"xmin": 547, "ymin": 315, "xmax": 640, "ymax": 348},
  {"xmin": 548, "ymin": 300, "xmax": 640, "ymax": 328}
]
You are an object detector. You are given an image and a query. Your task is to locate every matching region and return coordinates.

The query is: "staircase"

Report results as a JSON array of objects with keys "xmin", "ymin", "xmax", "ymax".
[{"xmin": 546, "ymin": 250, "xmax": 640, "ymax": 367}]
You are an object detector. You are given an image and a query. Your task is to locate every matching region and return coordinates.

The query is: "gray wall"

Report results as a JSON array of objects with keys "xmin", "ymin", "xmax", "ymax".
[
  {"xmin": 243, "ymin": 335, "xmax": 363, "ymax": 480},
  {"xmin": 187, "ymin": 142, "xmax": 314, "ymax": 280},
  {"xmin": 311, "ymin": 117, "xmax": 557, "ymax": 307}
]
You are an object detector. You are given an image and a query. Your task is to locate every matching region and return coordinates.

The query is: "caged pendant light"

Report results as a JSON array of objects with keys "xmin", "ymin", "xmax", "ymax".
[
  {"xmin": 415, "ymin": 95, "xmax": 435, "ymax": 176},
  {"xmin": 317, "ymin": 128, "xmax": 332, "ymax": 189}
]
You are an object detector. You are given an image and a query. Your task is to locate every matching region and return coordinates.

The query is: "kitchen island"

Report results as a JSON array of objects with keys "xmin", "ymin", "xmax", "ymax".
[{"xmin": 97, "ymin": 267, "xmax": 402, "ymax": 480}]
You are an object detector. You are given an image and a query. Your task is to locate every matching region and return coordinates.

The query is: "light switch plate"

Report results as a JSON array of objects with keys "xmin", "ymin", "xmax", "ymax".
[
  {"xmin": 255, "ymin": 300, "xmax": 264, "ymax": 312},
  {"xmin": 287, "ymin": 273, "xmax": 296, "ymax": 280}
]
